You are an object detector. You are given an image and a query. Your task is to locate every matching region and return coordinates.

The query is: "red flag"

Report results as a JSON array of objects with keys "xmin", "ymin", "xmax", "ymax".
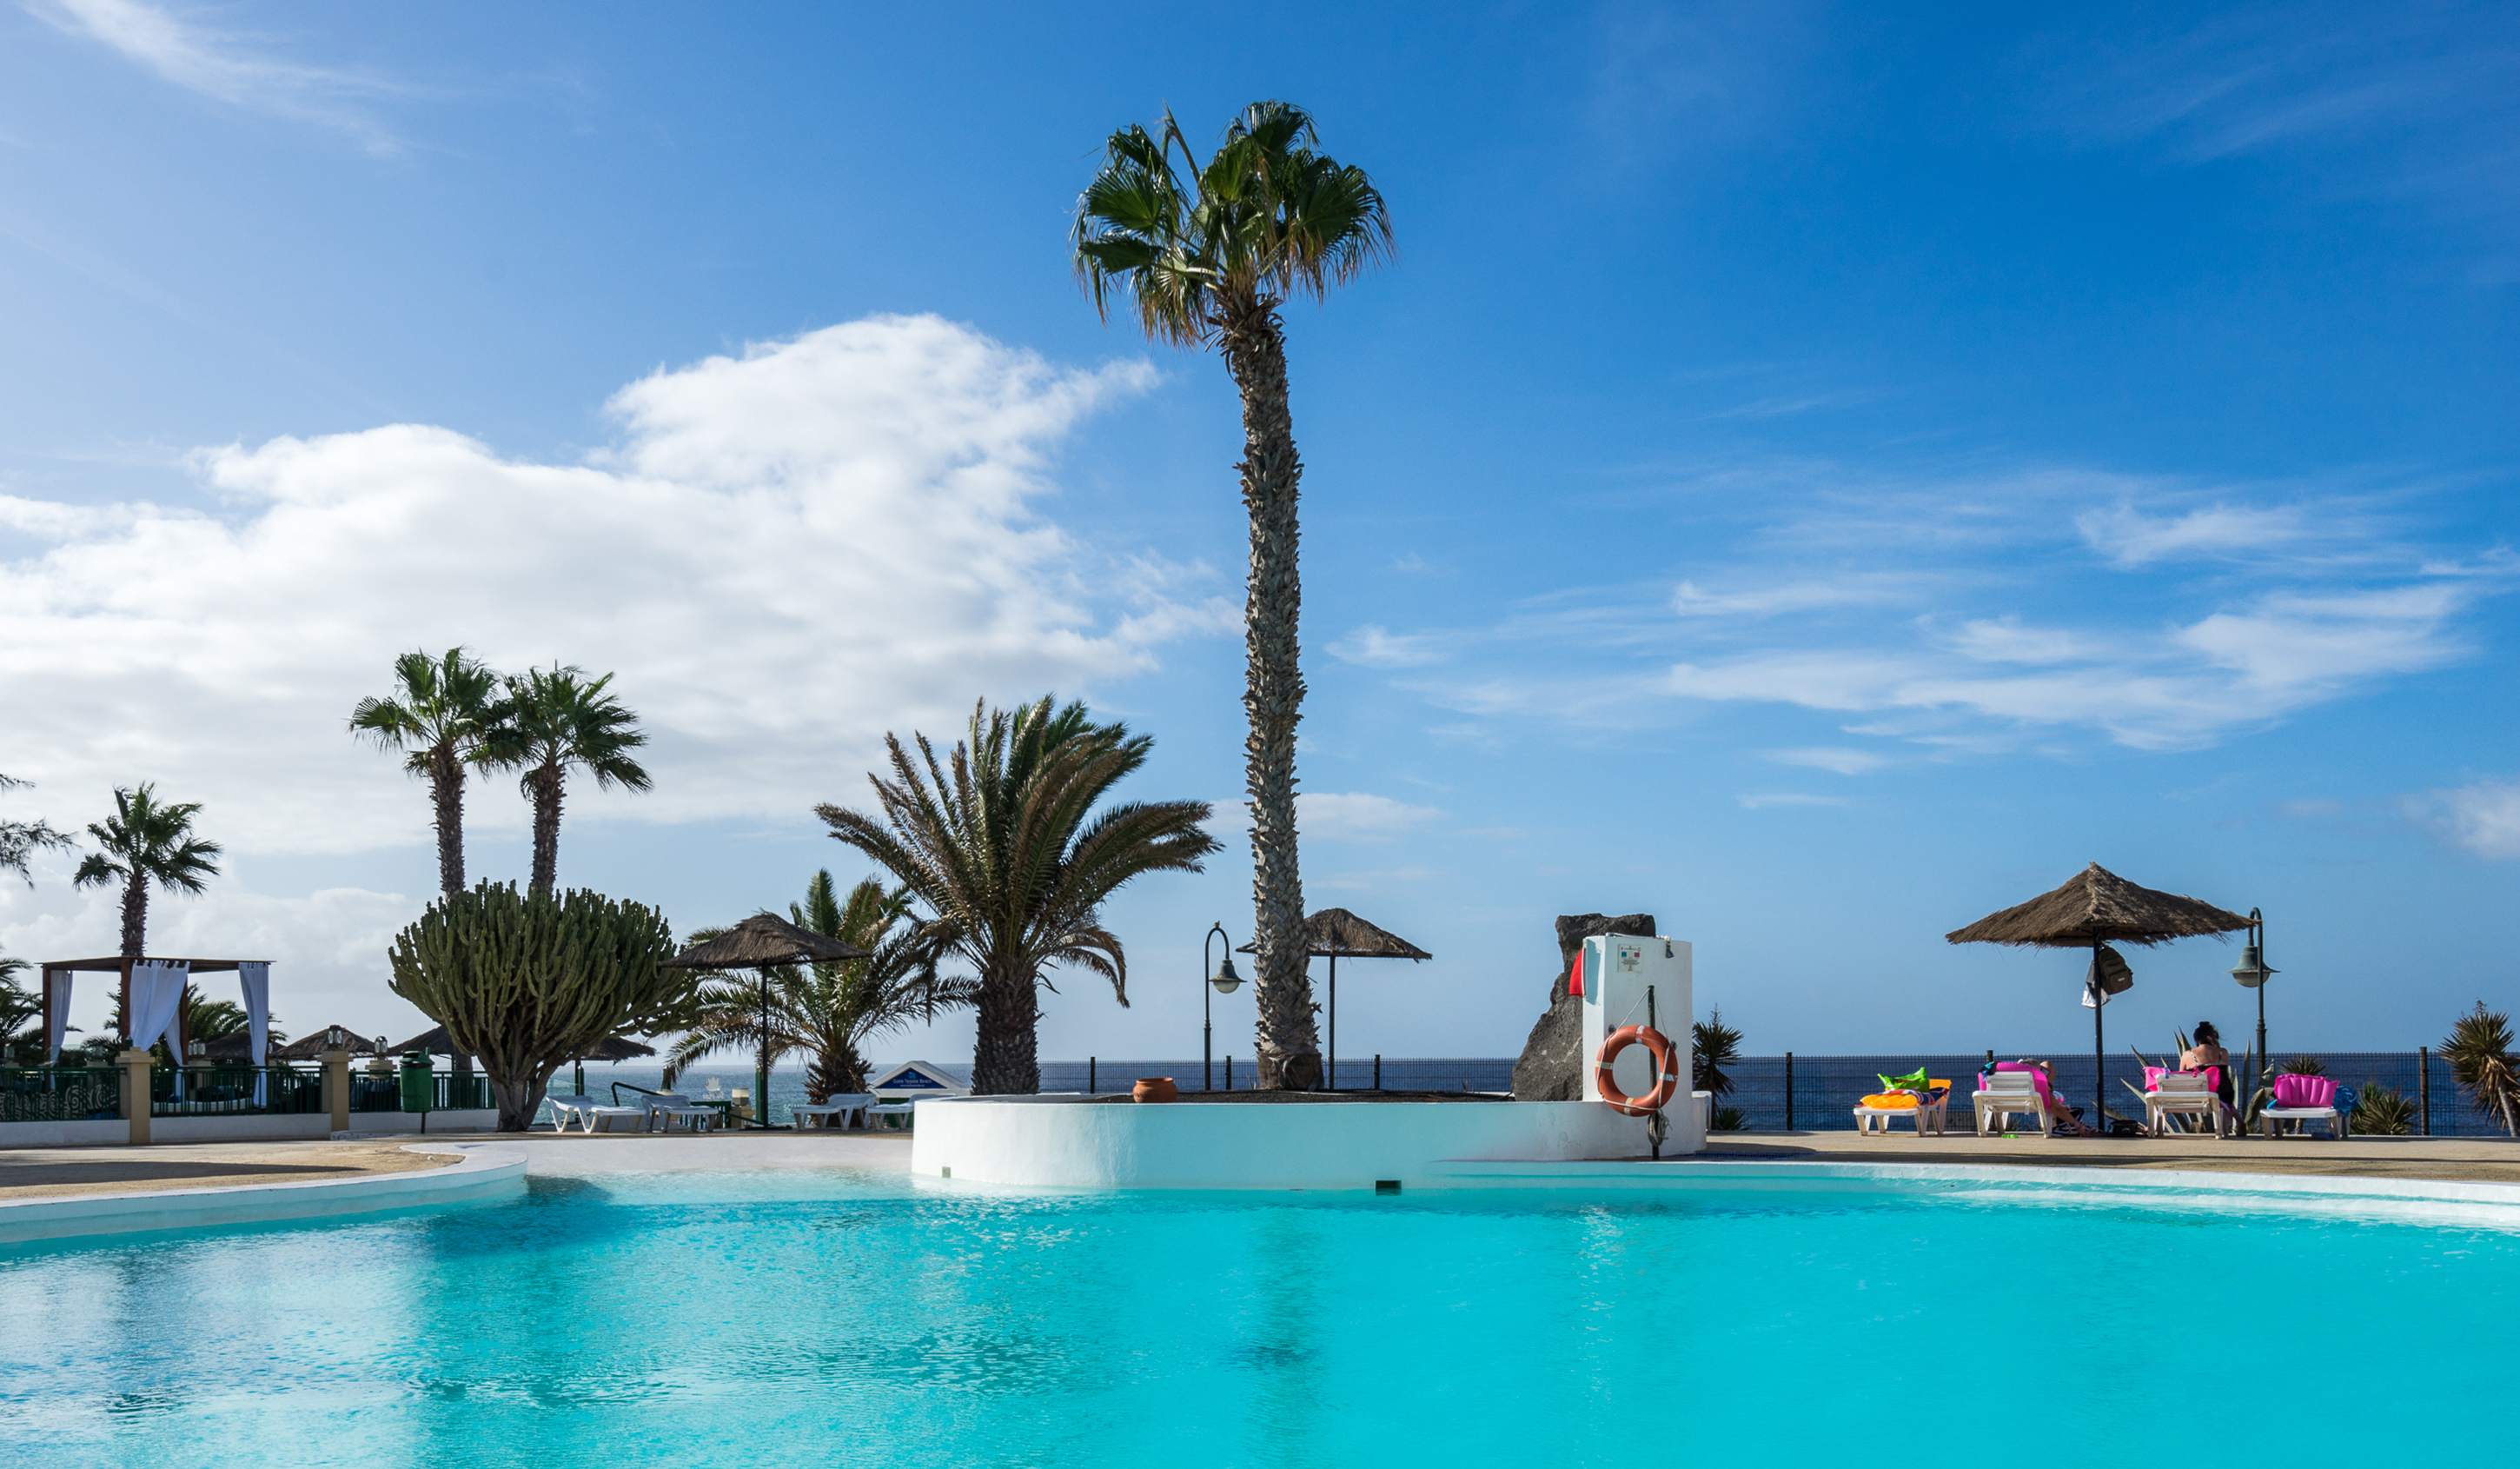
[{"xmin": 1568, "ymin": 948, "xmax": 1585, "ymax": 998}]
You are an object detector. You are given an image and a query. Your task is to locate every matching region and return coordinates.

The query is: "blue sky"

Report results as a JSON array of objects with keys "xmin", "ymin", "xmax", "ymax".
[{"xmin": 2, "ymin": 1, "xmax": 2516, "ymax": 1068}]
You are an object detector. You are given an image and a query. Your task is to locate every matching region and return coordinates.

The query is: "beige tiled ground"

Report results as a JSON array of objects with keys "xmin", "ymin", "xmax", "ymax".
[{"xmin": 0, "ymin": 1140, "xmax": 455, "ymax": 1200}]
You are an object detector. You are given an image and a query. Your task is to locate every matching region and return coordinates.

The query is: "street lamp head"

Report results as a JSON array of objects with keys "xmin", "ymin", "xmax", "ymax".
[
  {"xmin": 2229, "ymin": 945, "xmax": 2274, "ymax": 988},
  {"xmin": 1210, "ymin": 955, "xmax": 1243, "ymax": 994}
]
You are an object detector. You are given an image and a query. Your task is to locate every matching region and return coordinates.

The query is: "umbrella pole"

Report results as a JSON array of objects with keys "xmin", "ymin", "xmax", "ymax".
[
  {"xmin": 756, "ymin": 968, "xmax": 771, "ymax": 1130},
  {"xmin": 1327, "ymin": 954, "xmax": 1337, "ymax": 1093},
  {"xmin": 2092, "ymin": 937, "xmax": 2105, "ymax": 1137}
]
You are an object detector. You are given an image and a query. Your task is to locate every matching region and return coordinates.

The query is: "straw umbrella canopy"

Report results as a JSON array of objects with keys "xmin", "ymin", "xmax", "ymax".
[
  {"xmin": 1240, "ymin": 908, "xmax": 1430, "ymax": 1090},
  {"xmin": 1946, "ymin": 862, "xmax": 2251, "ymax": 1133},
  {"xmin": 663, "ymin": 913, "xmax": 868, "ymax": 1127}
]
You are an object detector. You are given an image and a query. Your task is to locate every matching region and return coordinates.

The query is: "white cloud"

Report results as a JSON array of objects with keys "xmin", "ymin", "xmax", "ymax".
[
  {"xmin": 2075, "ymin": 502, "xmax": 2307, "ymax": 566},
  {"xmin": 1328, "ymin": 624, "xmax": 1448, "ymax": 668},
  {"xmin": 1762, "ymin": 747, "xmax": 1887, "ymax": 775},
  {"xmin": 2409, "ymin": 780, "xmax": 2520, "ymax": 860},
  {"xmin": 1735, "ymin": 793, "xmax": 1851, "ymax": 810},
  {"xmin": 1671, "ymin": 576, "xmax": 1921, "ymax": 618},
  {"xmin": 1205, "ymin": 792, "xmax": 1445, "ymax": 842},
  {"xmin": 1940, "ymin": 616, "xmax": 2104, "ymax": 666},
  {"xmin": 30, "ymin": 0, "xmax": 412, "ymax": 150},
  {"xmin": 1664, "ymin": 577, "xmax": 2490, "ymax": 749},
  {"xmin": 0, "ymin": 314, "xmax": 1198, "ymax": 855}
]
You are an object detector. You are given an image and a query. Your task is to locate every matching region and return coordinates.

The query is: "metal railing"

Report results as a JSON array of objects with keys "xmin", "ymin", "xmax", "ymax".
[
  {"xmin": 149, "ymin": 1065, "xmax": 325, "ymax": 1115},
  {"xmin": 342, "ymin": 1069, "xmax": 491, "ymax": 1113},
  {"xmin": 1714, "ymin": 1050, "xmax": 2501, "ymax": 1136},
  {"xmin": 0, "ymin": 1065, "xmax": 123, "ymax": 1122}
]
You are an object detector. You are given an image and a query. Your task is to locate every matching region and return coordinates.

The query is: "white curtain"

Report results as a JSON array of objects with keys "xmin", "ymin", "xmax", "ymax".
[
  {"xmin": 44, "ymin": 969, "xmax": 71, "ymax": 1063},
  {"xmin": 238, "ymin": 960, "xmax": 270, "ymax": 1106},
  {"xmin": 129, "ymin": 960, "xmax": 190, "ymax": 1099}
]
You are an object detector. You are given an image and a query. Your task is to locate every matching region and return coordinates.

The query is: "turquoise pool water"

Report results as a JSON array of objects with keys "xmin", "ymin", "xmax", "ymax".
[{"xmin": 2, "ymin": 1170, "xmax": 2512, "ymax": 1466}]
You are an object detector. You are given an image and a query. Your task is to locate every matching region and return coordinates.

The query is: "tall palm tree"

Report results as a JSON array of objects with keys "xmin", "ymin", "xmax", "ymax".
[
  {"xmin": 663, "ymin": 871, "xmax": 972, "ymax": 1102},
  {"xmin": 348, "ymin": 648, "xmax": 509, "ymax": 902},
  {"xmin": 1073, "ymin": 101, "xmax": 1391, "ymax": 1089},
  {"xmin": 818, "ymin": 697, "xmax": 1219, "ymax": 1095},
  {"xmin": 486, "ymin": 665, "xmax": 653, "ymax": 898},
  {"xmin": 73, "ymin": 783, "xmax": 222, "ymax": 959},
  {"xmin": 0, "ymin": 772, "xmax": 73, "ymax": 887}
]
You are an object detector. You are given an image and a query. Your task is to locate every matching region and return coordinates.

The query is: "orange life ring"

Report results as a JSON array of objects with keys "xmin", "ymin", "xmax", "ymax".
[{"xmin": 1595, "ymin": 1025, "xmax": 1681, "ymax": 1117}]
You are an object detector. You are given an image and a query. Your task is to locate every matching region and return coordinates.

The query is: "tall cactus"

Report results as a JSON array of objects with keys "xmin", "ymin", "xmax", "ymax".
[{"xmin": 388, "ymin": 881, "xmax": 685, "ymax": 1130}]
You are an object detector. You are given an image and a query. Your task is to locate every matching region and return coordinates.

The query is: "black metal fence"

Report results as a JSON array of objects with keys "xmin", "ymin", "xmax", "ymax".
[
  {"xmin": 1045, "ymin": 1057, "xmax": 1515, "ymax": 1093},
  {"xmin": 1714, "ymin": 1050, "xmax": 2503, "ymax": 1136},
  {"xmin": 0, "ymin": 1066, "xmax": 123, "ymax": 1122}
]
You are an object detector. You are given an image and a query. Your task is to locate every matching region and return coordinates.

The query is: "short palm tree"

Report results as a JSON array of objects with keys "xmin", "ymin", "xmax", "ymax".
[
  {"xmin": 663, "ymin": 871, "xmax": 972, "ymax": 1102},
  {"xmin": 1074, "ymin": 101, "xmax": 1391, "ymax": 1090},
  {"xmin": 818, "ymin": 697, "xmax": 1219, "ymax": 1095},
  {"xmin": 73, "ymin": 783, "xmax": 222, "ymax": 959},
  {"xmin": 0, "ymin": 772, "xmax": 73, "ymax": 887},
  {"xmin": 348, "ymin": 648, "xmax": 509, "ymax": 902},
  {"xmin": 486, "ymin": 665, "xmax": 652, "ymax": 898},
  {"xmin": 2443, "ymin": 1002, "xmax": 2520, "ymax": 1138},
  {"xmin": 181, "ymin": 983, "xmax": 286, "ymax": 1046}
]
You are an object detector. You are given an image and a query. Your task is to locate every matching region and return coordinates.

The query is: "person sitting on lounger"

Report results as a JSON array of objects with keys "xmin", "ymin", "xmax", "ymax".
[
  {"xmin": 2181, "ymin": 1021, "xmax": 2235, "ymax": 1108},
  {"xmin": 1997, "ymin": 1059, "xmax": 2100, "ymax": 1135}
]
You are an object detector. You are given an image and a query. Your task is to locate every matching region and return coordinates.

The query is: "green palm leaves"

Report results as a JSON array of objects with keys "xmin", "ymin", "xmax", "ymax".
[
  {"xmin": 1074, "ymin": 101, "xmax": 1389, "ymax": 1090},
  {"xmin": 71, "ymin": 782, "xmax": 222, "ymax": 959},
  {"xmin": 487, "ymin": 665, "xmax": 653, "ymax": 898},
  {"xmin": 2443, "ymin": 1002, "xmax": 2520, "ymax": 1138},
  {"xmin": 348, "ymin": 648, "xmax": 509, "ymax": 901},
  {"xmin": 818, "ymin": 697, "xmax": 1219, "ymax": 1095},
  {"xmin": 350, "ymin": 649, "xmax": 650, "ymax": 900},
  {"xmin": 664, "ymin": 871, "xmax": 972, "ymax": 1101},
  {"xmin": 1073, "ymin": 101, "xmax": 1393, "ymax": 344},
  {"xmin": 0, "ymin": 772, "xmax": 74, "ymax": 887}
]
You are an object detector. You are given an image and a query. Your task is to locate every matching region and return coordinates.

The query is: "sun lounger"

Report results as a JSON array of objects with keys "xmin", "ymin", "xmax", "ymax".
[
  {"xmin": 1973, "ymin": 1068, "xmax": 2056, "ymax": 1136},
  {"xmin": 2143, "ymin": 1070, "xmax": 2232, "ymax": 1138},
  {"xmin": 1854, "ymin": 1080, "xmax": 1950, "ymax": 1135},
  {"xmin": 639, "ymin": 1093, "xmax": 720, "ymax": 1133},
  {"xmin": 545, "ymin": 1094, "xmax": 598, "ymax": 1132},
  {"xmin": 547, "ymin": 1093, "xmax": 642, "ymax": 1133},
  {"xmin": 866, "ymin": 1101, "xmax": 918, "ymax": 1130},
  {"xmin": 792, "ymin": 1093, "xmax": 875, "ymax": 1130},
  {"xmin": 2261, "ymin": 1074, "xmax": 2345, "ymax": 1139}
]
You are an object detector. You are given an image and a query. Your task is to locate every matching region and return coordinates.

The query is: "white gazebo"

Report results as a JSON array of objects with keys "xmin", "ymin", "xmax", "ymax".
[{"xmin": 38, "ymin": 955, "xmax": 274, "ymax": 1071}]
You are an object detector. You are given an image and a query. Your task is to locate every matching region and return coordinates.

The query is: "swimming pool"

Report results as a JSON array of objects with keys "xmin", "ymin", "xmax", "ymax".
[{"xmin": 2, "ymin": 1167, "xmax": 2510, "ymax": 1465}]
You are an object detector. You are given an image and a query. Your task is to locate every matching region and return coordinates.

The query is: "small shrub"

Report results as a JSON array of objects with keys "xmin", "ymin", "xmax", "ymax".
[
  {"xmin": 1710, "ymin": 1104, "xmax": 1747, "ymax": 1132},
  {"xmin": 2350, "ymin": 1080, "xmax": 2417, "ymax": 1135},
  {"xmin": 1692, "ymin": 1008, "xmax": 1742, "ymax": 1098},
  {"xmin": 2275, "ymin": 1054, "xmax": 2327, "ymax": 1075}
]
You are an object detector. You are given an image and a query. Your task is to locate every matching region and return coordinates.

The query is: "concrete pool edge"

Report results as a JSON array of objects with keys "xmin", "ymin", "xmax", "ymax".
[
  {"xmin": 1426, "ymin": 1156, "xmax": 2520, "ymax": 1213},
  {"xmin": 0, "ymin": 1144, "xmax": 527, "ymax": 1245}
]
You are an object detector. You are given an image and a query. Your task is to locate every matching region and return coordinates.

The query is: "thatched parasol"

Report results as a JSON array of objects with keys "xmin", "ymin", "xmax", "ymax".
[
  {"xmin": 1947, "ymin": 863, "xmax": 2251, "ymax": 1133},
  {"xmin": 1242, "ymin": 908, "xmax": 1431, "ymax": 1091},
  {"xmin": 663, "ymin": 913, "xmax": 870, "ymax": 1127},
  {"xmin": 270, "ymin": 1027, "xmax": 385, "ymax": 1060}
]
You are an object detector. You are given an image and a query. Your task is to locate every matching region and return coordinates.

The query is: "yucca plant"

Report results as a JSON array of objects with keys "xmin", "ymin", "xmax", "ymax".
[
  {"xmin": 2442, "ymin": 1002, "xmax": 2520, "ymax": 1138},
  {"xmin": 2275, "ymin": 1054, "xmax": 2327, "ymax": 1076},
  {"xmin": 1709, "ymin": 1104, "xmax": 1747, "ymax": 1132},
  {"xmin": 2349, "ymin": 1080, "xmax": 2417, "ymax": 1136}
]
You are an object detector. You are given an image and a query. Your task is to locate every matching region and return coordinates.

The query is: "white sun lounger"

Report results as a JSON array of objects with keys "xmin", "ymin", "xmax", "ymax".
[
  {"xmin": 1853, "ymin": 1080, "xmax": 1949, "ymax": 1136},
  {"xmin": 792, "ymin": 1093, "xmax": 875, "ymax": 1130},
  {"xmin": 2261, "ymin": 1099, "xmax": 2346, "ymax": 1139},
  {"xmin": 2143, "ymin": 1071, "xmax": 2233, "ymax": 1137},
  {"xmin": 1973, "ymin": 1070, "xmax": 2055, "ymax": 1136}
]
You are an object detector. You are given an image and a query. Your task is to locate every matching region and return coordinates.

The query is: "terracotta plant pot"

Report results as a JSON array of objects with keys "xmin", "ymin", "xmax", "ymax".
[{"xmin": 1132, "ymin": 1077, "xmax": 1178, "ymax": 1104}]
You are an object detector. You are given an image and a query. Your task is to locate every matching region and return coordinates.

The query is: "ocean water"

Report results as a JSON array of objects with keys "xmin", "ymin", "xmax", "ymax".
[{"xmin": 3, "ymin": 1168, "xmax": 2514, "ymax": 1465}]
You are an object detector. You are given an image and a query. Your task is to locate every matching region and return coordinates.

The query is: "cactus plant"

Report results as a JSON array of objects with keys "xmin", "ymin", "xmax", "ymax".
[{"xmin": 388, "ymin": 881, "xmax": 685, "ymax": 1131}]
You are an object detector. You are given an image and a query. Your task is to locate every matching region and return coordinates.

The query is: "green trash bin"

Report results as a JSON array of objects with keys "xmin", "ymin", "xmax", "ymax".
[{"xmin": 397, "ymin": 1052, "xmax": 435, "ymax": 1131}]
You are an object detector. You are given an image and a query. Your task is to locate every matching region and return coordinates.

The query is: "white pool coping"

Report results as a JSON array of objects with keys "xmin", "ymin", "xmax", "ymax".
[{"xmin": 0, "ymin": 1143, "xmax": 527, "ymax": 1246}]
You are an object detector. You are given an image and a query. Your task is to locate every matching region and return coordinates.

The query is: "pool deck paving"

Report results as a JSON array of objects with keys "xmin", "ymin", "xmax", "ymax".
[
  {"xmin": 1701, "ymin": 1132, "xmax": 2520, "ymax": 1185},
  {"xmin": 4, "ymin": 1127, "xmax": 2516, "ymax": 1201}
]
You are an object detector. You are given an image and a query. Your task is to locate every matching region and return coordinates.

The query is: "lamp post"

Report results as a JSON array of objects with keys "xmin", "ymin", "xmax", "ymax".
[
  {"xmin": 2229, "ymin": 907, "xmax": 2276, "ymax": 1082},
  {"xmin": 1203, "ymin": 922, "xmax": 1243, "ymax": 1092}
]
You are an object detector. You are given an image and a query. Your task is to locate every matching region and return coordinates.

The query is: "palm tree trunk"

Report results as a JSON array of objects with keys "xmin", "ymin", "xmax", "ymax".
[
  {"xmin": 1221, "ymin": 299, "xmax": 1320, "ymax": 1091},
  {"xmin": 529, "ymin": 764, "xmax": 564, "ymax": 898},
  {"xmin": 119, "ymin": 875, "xmax": 148, "ymax": 959},
  {"xmin": 970, "ymin": 960, "xmax": 1040, "ymax": 1095},
  {"xmin": 429, "ymin": 744, "xmax": 466, "ymax": 902}
]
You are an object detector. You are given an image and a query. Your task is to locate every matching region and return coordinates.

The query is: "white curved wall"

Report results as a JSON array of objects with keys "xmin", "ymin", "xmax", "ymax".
[{"xmin": 911, "ymin": 1096, "xmax": 1705, "ymax": 1190}]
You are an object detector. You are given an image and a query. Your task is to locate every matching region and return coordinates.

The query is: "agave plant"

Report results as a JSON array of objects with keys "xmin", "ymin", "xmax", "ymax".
[
  {"xmin": 1709, "ymin": 1104, "xmax": 1747, "ymax": 1133},
  {"xmin": 2442, "ymin": 1002, "xmax": 2520, "ymax": 1138}
]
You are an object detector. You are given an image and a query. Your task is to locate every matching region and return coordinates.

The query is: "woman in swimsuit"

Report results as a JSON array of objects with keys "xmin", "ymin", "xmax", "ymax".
[{"xmin": 2181, "ymin": 1020, "xmax": 2236, "ymax": 1134}]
